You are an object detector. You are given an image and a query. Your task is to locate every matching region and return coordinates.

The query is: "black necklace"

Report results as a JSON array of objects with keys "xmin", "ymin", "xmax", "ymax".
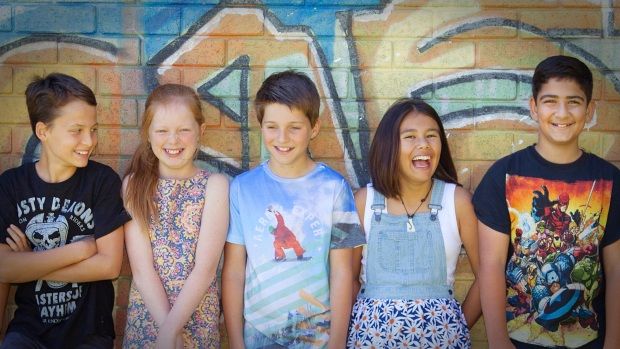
[{"xmin": 399, "ymin": 183, "xmax": 433, "ymax": 233}]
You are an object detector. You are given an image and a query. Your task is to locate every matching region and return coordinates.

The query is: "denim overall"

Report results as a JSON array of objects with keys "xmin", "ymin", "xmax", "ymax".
[{"xmin": 360, "ymin": 178, "xmax": 453, "ymax": 300}]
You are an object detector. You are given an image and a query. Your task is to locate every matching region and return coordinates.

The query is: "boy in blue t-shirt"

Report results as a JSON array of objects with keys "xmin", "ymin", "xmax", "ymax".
[
  {"xmin": 222, "ymin": 71, "xmax": 365, "ymax": 348},
  {"xmin": 473, "ymin": 56, "xmax": 620, "ymax": 348}
]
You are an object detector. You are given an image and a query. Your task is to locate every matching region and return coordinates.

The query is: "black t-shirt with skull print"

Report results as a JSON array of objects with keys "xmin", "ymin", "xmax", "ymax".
[{"xmin": 0, "ymin": 160, "xmax": 130, "ymax": 348}]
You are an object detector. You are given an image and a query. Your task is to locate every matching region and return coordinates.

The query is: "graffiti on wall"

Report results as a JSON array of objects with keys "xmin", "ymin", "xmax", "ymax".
[{"xmin": 1, "ymin": 0, "xmax": 619, "ymax": 187}]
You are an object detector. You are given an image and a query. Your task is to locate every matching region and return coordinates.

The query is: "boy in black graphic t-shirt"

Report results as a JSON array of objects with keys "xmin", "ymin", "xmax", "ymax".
[
  {"xmin": 473, "ymin": 56, "xmax": 620, "ymax": 349},
  {"xmin": 0, "ymin": 73, "xmax": 130, "ymax": 349}
]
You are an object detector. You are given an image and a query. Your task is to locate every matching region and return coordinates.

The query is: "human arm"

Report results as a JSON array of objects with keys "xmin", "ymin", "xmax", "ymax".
[
  {"xmin": 0, "ymin": 231, "xmax": 96, "ymax": 283},
  {"xmin": 328, "ymin": 247, "xmax": 353, "ymax": 349},
  {"xmin": 38, "ymin": 226, "xmax": 124, "ymax": 282},
  {"xmin": 222, "ymin": 242, "xmax": 247, "ymax": 349},
  {"xmin": 454, "ymin": 187, "xmax": 481, "ymax": 328},
  {"xmin": 479, "ymin": 221, "xmax": 515, "ymax": 349},
  {"xmin": 603, "ymin": 239, "xmax": 620, "ymax": 349},
  {"xmin": 156, "ymin": 174, "xmax": 229, "ymax": 348},
  {"xmin": 351, "ymin": 187, "xmax": 367, "ymax": 300}
]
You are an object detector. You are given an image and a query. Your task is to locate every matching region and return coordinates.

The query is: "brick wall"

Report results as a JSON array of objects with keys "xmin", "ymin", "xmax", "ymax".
[{"xmin": 1, "ymin": 1, "xmax": 619, "ymax": 348}]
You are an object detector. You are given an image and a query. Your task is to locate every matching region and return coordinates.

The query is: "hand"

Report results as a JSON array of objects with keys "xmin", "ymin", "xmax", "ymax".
[
  {"xmin": 155, "ymin": 328, "xmax": 182, "ymax": 349},
  {"xmin": 5, "ymin": 224, "xmax": 32, "ymax": 252}
]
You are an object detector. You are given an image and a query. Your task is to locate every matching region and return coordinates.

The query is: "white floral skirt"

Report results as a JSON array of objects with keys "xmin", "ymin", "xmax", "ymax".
[{"xmin": 347, "ymin": 297, "xmax": 471, "ymax": 348}]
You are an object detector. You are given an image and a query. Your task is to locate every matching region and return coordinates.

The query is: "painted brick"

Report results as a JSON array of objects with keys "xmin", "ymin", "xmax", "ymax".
[
  {"xmin": 479, "ymin": 0, "xmax": 558, "ymax": 7},
  {"xmin": 602, "ymin": 133, "xmax": 620, "ymax": 161},
  {"xmin": 470, "ymin": 160, "xmax": 494, "ymax": 191},
  {"xmin": 359, "ymin": 69, "xmax": 434, "ymax": 99},
  {"xmin": 227, "ymin": 39, "xmax": 308, "ymax": 68},
  {"xmin": 15, "ymin": 5, "xmax": 95, "ymax": 33},
  {"xmin": 97, "ymin": 98, "xmax": 138, "ymax": 127},
  {"xmin": 11, "ymin": 125, "xmax": 32, "ymax": 155},
  {"xmin": 354, "ymin": 40, "xmax": 392, "ymax": 68},
  {"xmin": 115, "ymin": 277, "xmax": 131, "ymax": 308},
  {"xmin": 142, "ymin": 0, "xmax": 219, "ymax": 3},
  {"xmin": 435, "ymin": 75, "xmax": 517, "ymax": 100},
  {"xmin": 455, "ymin": 161, "xmax": 473, "ymax": 190},
  {"xmin": 352, "ymin": 10, "xmax": 433, "ymax": 38},
  {"xmin": 309, "ymin": 129, "xmax": 344, "ymax": 159},
  {"xmin": 160, "ymin": 37, "xmax": 225, "ymax": 67},
  {"xmin": 477, "ymin": 40, "xmax": 560, "ymax": 69},
  {"xmin": 448, "ymin": 131, "xmax": 514, "ymax": 160},
  {"xmin": 394, "ymin": 40, "xmax": 475, "ymax": 68},
  {"xmin": 0, "ymin": 126, "xmax": 11, "ymax": 153},
  {"xmin": 569, "ymin": 39, "xmax": 620, "ymax": 70},
  {"xmin": 98, "ymin": 67, "xmax": 181, "ymax": 96},
  {"xmin": 44, "ymin": 66, "xmax": 96, "ymax": 93},
  {"xmin": 97, "ymin": 128, "xmax": 140, "ymax": 156},
  {"xmin": 363, "ymin": 99, "xmax": 395, "ymax": 129},
  {"xmin": 579, "ymin": 131, "xmax": 602, "ymax": 156},
  {"xmin": 1, "ymin": 39, "xmax": 58, "ymax": 64},
  {"xmin": 0, "ymin": 66, "xmax": 12, "ymax": 94},
  {"xmin": 427, "ymin": 101, "xmax": 475, "ymax": 130},
  {"xmin": 0, "ymin": 6, "xmax": 11, "ymax": 32},
  {"xmin": 433, "ymin": 9, "xmax": 518, "ymax": 39},
  {"xmin": 590, "ymin": 102, "xmax": 620, "ymax": 131},
  {"xmin": 0, "ymin": 97, "xmax": 28, "ymax": 124},
  {"xmin": 98, "ymin": 6, "xmax": 180, "ymax": 35},
  {"xmin": 473, "ymin": 101, "xmax": 535, "ymax": 131},
  {"xmin": 512, "ymin": 132, "xmax": 537, "ymax": 152},
  {"xmin": 559, "ymin": 0, "xmax": 606, "ymax": 7},
  {"xmin": 602, "ymin": 76, "xmax": 620, "ymax": 101},
  {"xmin": 520, "ymin": 10, "xmax": 602, "ymax": 38},
  {"xmin": 0, "ymin": 155, "xmax": 21, "ymax": 174},
  {"xmin": 13, "ymin": 66, "xmax": 44, "ymax": 94},
  {"xmin": 200, "ymin": 10, "xmax": 264, "ymax": 36},
  {"xmin": 201, "ymin": 129, "xmax": 260, "ymax": 160},
  {"xmin": 59, "ymin": 38, "xmax": 140, "ymax": 65},
  {"xmin": 615, "ymin": 9, "xmax": 620, "ymax": 33}
]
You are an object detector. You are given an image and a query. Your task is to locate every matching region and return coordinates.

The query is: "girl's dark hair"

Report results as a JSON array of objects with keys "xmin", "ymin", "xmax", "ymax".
[
  {"xmin": 255, "ymin": 70, "xmax": 320, "ymax": 126},
  {"xmin": 124, "ymin": 84, "xmax": 204, "ymax": 231},
  {"xmin": 25, "ymin": 73, "xmax": 97, "ymax": 139},
  {"xmin": 369, "ymin": 98, "xmax": 458, "ymax": 198}
]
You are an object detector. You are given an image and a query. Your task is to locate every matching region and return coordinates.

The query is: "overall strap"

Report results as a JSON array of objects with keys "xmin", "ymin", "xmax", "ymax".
[
  {"xmin": 370, "ymin": 185, "xmax": 386, "ymax": 223},
  {"xmin": 428, "ymin": 179, "xmax": 445, "ymax": 221}
]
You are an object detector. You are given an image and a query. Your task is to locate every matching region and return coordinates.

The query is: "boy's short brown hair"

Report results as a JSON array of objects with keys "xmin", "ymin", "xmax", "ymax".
[
  {"xmin": 25, "ymin": 73, "xmax": 97, "ymax": 139},
  {"xmin": 254, "ymin": 70, "xmax": 320, "ymax": 126}
]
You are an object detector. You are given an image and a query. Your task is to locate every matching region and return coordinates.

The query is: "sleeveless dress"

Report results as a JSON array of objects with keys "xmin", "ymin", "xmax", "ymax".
[
  {"xmin": 347, "ymin": 179, "xmax": 471, "ymax": 348},
  {"xmin": 123, "ymin": 170, "xmax": 220, "ymax": 349}
]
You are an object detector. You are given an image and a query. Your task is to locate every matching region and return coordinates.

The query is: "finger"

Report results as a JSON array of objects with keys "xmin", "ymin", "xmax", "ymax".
[
  {"xmin": 5, "ymin": 237, "xmax": 19, "ymax": 252},
  {"xmin": 7, "ymin": 226, "xmax": 28, "ymax": 250},
  {"xmin": 8, "ymin": 225, "xmax": 29, "ymax": 246}
]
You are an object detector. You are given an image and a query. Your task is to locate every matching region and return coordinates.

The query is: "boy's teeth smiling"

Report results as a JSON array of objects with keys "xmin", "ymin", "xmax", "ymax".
[
  {"xmin": 275, "ymin": 146, "xmax": 292, "ymax": 152},
  {"xmin": 552, "ymin": 122, "xmax": 573, "ymax": 128},
  {"xmin": 75, "ymin": 150, "xmax": 89, "ymax": 155}
]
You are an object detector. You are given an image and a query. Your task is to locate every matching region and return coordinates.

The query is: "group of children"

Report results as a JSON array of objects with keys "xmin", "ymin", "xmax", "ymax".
[{"xmin": 0, "ymin": 54, "xmax": 617, "ymax": 349}]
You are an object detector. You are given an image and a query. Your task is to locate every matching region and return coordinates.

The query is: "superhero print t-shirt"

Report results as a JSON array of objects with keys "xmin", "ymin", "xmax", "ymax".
[
  {"xmin": 473, "ymin": 146, "xmax": 620, "ymax": 348},
  {"xmin": 227, "ymin": 162, "xmax": 365, "ymax": 348}
]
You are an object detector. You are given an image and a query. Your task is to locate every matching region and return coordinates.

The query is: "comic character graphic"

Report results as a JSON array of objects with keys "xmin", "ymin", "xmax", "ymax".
[
  {"xmin": 267, "ymin": 207, "xmax": 306, "ymax": 261},
  {"xmin": 25, "ymin": 213, "xmax": 69, "ymax": 290},
  {"xmin": 504, "ymin": 177, "xmax": 611, "ymax": 345}
]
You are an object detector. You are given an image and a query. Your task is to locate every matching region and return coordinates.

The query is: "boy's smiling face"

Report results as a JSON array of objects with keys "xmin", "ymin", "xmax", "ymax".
[
  {"xmin": 261, "ymin": 103, "xmax": 320, "ymax": 178},
  {"xmin": 36, "ymin": 99, "xmax": 98, "ymax": 181},
  {"xmin": 530, "ymin": 77, "xmax": 594, "ymax": 157}
]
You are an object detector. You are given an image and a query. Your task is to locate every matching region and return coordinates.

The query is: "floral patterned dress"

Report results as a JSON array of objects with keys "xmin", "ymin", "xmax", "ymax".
[{"xmin": 123, "ymin": 170, "xmax": 220, "ymax": 348}]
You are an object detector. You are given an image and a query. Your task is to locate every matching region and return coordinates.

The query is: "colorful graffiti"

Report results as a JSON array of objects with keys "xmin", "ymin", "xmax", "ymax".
[{"xmin": 1, "ymin": 0, "xmax": 619, "ymax": 188}]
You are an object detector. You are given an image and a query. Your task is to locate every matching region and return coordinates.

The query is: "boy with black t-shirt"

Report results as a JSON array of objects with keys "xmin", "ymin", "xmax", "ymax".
[
  {"xmin": 0, "ymin": 73, "xmax": 130, "ymax": 348},
  {"xmin": 473, "ymin": 55, "xmax": 620, "ymax": 349}
]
